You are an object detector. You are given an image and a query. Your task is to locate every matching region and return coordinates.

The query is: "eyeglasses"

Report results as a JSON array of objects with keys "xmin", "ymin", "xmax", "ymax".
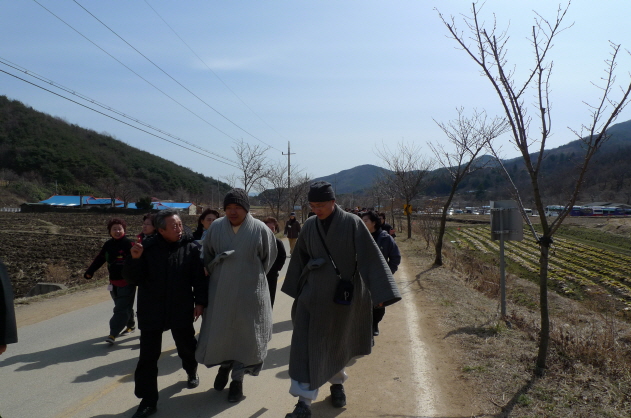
[{"xmin": 309, "ymin": 202, "xmax": 330, "ymax": 210}]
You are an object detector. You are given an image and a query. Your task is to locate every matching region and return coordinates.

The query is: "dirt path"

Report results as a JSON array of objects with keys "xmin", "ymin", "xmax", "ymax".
[
  {"xmin": 13, "ymin": 251, "xmax": 480, "ymax": 417},
  {"xmin": 15, "ymin": 285, "xmax": 111, "ymax": 328}
]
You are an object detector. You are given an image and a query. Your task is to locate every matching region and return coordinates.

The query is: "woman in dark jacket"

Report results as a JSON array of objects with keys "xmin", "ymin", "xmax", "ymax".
[
  {"xmin": 84, "ymin": 218, "xmax": 136, "ymax": 345},
  {"xmin": 192, "ymin": 209, "xmax": 220, "ymax": 240},
  {"xmin": 283, "ymin": 212, "xmax": 301, "ymax": 256},
  {"xmin": 137, "ymin": 213, "xmax": 156, "ymax": 243},
  {"xmin": 361, "ymin": 211, "xmax": 401, "ymax": 336},
  {"xmin": 264, "ymin": 217, "xmax": 287, "ymax": 308}
]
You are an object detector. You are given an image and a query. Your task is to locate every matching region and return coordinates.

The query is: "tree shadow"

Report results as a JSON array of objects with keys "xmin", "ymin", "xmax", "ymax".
[
  {"xmin": 0, "ymin": 335, "xmax": 140, "ymax": 372},
  {"xmin": 397, "ymin": 265, "xmax": 440, "ymax": 296},
  {"xmin": 496, "ymin": 376, "xmax": 537, "ymax": 417},
  {"xmin": 443, "ymin": 321, "xmax": 498, "ymax": 340}
]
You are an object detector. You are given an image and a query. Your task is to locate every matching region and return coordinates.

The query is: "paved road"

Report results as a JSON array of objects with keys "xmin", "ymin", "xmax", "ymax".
[{"xmin": 0, "ymin": 241, "xmax": 434, "ymax": 418}]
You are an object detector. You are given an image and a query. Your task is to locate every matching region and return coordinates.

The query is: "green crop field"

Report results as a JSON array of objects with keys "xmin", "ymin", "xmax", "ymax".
[{"xmin": 447, "ymin": 225, "xmax": 631, "ymax": 311}]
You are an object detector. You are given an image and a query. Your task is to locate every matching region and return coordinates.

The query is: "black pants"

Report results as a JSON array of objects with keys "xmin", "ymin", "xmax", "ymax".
[
  {"xmin": 373, "ymin": 306, "xmax": 386, "ymax": 327},
  {"xmin": 134, "ymin": 324, "xmax": 198, "ymax": 405},
  {"xmin": 267, "ymin": 272, "xmax": 278, "ymax": 308}
]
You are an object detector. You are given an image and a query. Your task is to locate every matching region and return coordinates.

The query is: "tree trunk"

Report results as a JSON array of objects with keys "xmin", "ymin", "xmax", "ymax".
[
  {"xmin": 406, "ymin": 212, "xmax": 412, "ymax": 238},
  {"xmin": 433, "ymin": 214, "xmax": 448, "ymax": 266},
  {"xmin": 535, "ymin": 237, "xmax": 551, "ymax": 376}
]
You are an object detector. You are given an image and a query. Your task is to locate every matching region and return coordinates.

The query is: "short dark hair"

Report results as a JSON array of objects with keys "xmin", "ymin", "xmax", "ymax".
[
  {"xmin": 198, "ymin": 208, "xmax": 220, "ymax": 225},
  {"xmin": 142, "ymin": 213, "xmax": 154, "ymax": 223},
  {"xmin": 154, "ymin": 209, "xmax": 179, "ymax": 231},
  {"xmin": 379, "ymin": 212, "xmax": 387, "ymax": 220},
  {"xmin": 362, "ymin": 210, "xmax": 382, "ymax": 228},
  {"xmin": 107, "ymin": 218, "xmax": 127, "ymax": 232},
  {"xmin": 263, "ymin": 216, "xmax": 278, "ymax": 226}
]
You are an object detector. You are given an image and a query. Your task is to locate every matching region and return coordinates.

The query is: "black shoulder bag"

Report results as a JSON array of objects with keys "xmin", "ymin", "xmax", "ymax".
[{"xmin": 316, "ymin": 223, "xmax": 355, "ymax": 305}]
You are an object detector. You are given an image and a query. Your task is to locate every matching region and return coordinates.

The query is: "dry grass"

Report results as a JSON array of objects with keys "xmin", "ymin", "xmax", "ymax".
[{"xmin": 400, "ymin": 235, "xmax": 631, "ymax": 417}]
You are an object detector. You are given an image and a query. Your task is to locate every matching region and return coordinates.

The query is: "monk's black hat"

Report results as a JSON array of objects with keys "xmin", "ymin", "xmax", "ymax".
[
  {"xmin": 223, "ymin": 188, "xmax": 250, "ymax": 212},
  {"xmin": 308, "ymin": 181, "xmax": 335, "ymax": 202}
]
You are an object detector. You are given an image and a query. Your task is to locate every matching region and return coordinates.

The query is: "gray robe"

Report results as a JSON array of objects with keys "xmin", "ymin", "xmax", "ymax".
[
  {"xmin": 195, "ymin": 214, "xmax": 277, "ymax": 368},
  {"xmin": 281, "ymin": 206, "xmax": 401, "ymax": 390}
]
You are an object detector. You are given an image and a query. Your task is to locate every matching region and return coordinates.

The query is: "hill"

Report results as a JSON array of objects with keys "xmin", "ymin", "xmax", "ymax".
[
  {"xmin": 0, "ymin": 96, "xmax": 229, "ymax": 205},
  {"xmin": 314, "ymin": 119, "xmax": 631, "ymax": 207},
  {"xmin": 312, "ymin": 164, "xmax": 385, "ymax": 195}
]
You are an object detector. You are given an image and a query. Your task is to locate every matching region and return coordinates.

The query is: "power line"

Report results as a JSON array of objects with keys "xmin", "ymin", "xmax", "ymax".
[
  {"xmin": 72, "ymin": 0, "xmax": 282, "ymax": 152},
  {"xmin": 31, "ymin": 0, "xmax": 239, "ymax": 143},
  {"xmin": 0, "ymin": 57, "xmax": 237, "ymax": 165},
  {"xmin": 144, "ymin": 0, "xmax": 289, "ymax": 150},
  {"xmin": 0, "ymin": 68, "xmax": 239, "ymax": 169}
]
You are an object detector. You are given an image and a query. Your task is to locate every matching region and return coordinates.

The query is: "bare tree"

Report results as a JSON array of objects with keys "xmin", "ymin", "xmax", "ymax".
[
  {"xmin": 97, "ymin": 177, "xmax": 120, "ymax": 207},
  {"xmin": 222, "ymin": 173, "xmax": 239, "ymax": 190},
  {"xmin": 376, "ymin": 141, "xmax": 434, "ymax": 238},
  {"xmin": 438, "ymin": 2, "xmax": 631, "ymax": 376},
  {"xmin": 118, "ymin": 182, "xmax": 139, "ymax": 208},
  {"xmin": 232, "ymin": 139, "xmax": 270, "ymax": 194},
  {"xmin": 288, "ymin": 172, "xmax": 312, "ymax": 222},
  {"xmin": 257, "ymin": 161, "xmax": 288, "ymax": 219},
  {"xmin": 430, "ymin": 108, "xmax": 508, "ymax": 266}
]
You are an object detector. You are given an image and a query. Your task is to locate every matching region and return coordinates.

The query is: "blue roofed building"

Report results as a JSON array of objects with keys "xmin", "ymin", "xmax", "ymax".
[
  {"xmin": 126, "ymin": 201, "xmax": 196, "ymax": 215},
  {"xmin": 35, "ymin": 195, "xmax": 197, "ymax": 214},
  {"xmin": 38, "ymin": 195, "xmax": 124, "ymax": 207}
]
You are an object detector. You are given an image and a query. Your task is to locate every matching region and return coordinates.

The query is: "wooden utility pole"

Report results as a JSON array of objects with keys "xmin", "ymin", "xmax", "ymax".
[{"xmin": 282, "ymin": 141, "xmax": 295, "ymax": 215}]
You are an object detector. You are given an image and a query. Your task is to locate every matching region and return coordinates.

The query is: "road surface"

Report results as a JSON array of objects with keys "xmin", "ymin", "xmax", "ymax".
[{"xmin": 0, "ymin": 240, "xmax": 453, "ymax": 418}]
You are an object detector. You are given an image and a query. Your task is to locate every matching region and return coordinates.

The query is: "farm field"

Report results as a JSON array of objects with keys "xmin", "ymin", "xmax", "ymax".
[
  {"xmin": 447, "ymin": 224, "xmax": 631, "ymax": 313},
  {"xmin": 0, "ymin": 211, "xmax": 199, "ymax": 298}
]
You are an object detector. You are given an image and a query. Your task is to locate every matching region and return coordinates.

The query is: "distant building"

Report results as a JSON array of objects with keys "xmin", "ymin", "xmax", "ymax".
[
  {"xmin": 126, "ymin": 201, "xmax": 196, "ymax": 215},
  {"xmin": 38, "ymin": 195, "xmax": 123, "ymax": 208},
  {"xmin": 31, "ymin": 195, "xmax": 197, "ymax": 215}
]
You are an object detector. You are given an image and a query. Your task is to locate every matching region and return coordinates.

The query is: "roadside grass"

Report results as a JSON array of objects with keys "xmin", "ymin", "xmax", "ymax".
[{"xmin": 400, "ymin": 232, "xmax": 631, "ymax": 417}]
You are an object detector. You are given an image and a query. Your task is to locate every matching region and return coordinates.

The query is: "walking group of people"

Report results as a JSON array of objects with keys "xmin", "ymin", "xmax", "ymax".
[{"xmin": 76, "ymin": 181, "xmax": 401, "ymax": 418}]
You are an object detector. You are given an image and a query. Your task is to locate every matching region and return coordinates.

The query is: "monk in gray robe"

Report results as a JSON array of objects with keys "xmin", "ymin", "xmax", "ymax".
[
  {"xmin": 281, "ymin": 181, "xmax": 401, "ymax": 418},
  {"xmin": 195, "ymin": 188, "xmax": 277, "ymax": 403}
]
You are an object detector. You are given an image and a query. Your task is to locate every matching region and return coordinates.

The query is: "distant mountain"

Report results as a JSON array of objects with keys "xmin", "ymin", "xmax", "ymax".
[
  {"xmin": 315, "ymin": 119, "xmax": 631, "ymax": 205},
  {"xmin": 313, "ymin": 164, "xmax": 386, "ymax": 195},
  {"xmin": 0, "ymin": 96, "xmax": 229, "ymax": 204}
]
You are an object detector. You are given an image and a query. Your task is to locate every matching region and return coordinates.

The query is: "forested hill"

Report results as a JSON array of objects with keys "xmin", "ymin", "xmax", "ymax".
[
  {"xmin": 313, "ymin": 164, "xmax": 385, "ymax": 194},
  {"xmin": 0, "ymin": 96, "xmax": 228, "ymax": 204},
  {"xmin": 313, "ymin": 119, "xmax": 631, "ymax": 205}
]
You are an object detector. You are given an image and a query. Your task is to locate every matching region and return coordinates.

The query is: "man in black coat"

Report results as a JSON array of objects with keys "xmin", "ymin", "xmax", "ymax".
[
  {"xmin": 123, "ymin": 209, "xmax": 208, "ymax": 418},
  {"xmin": 0, "ymin": 260, "xmax": 17, "ymax": 355}
]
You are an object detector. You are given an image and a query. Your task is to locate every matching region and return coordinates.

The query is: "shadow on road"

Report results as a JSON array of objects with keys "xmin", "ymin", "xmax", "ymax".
[
  {"xmin": 264, "ymin": 344, "xmax": 290, "ymax": 370},
  {"xmin": 0, "ymin": 335, "xmax": 140, "ymax": 372},
  {"xmin": 273, "ymin": 319, "xmax": 293, "ymax": 334}
]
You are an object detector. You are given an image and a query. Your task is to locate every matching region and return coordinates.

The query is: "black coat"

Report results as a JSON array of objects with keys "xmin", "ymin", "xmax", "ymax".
[
  {"xmin": 84, "ymin": 236, "xmax": 134, "ymax": 286},
  {"xmin": 267, "ymin": 237, "xmax": 287, "ymax": 279},
  {"xmin": 0, "ymin": 260, "xmax": 17, "ymax": 346},
  {"xmin": 123, "ymin": 234, "xmax": 208, "ymax": 331}
]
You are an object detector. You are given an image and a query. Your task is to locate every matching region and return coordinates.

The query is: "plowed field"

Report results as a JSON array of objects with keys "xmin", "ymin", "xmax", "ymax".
[{"xmin": 0, "ymin": 211, "xmax": 198, "ymax": 298}]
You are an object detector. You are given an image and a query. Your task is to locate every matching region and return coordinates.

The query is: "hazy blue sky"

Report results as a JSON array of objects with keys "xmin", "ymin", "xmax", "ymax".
[{"xmin": 2, "ymin": 1, "xmax": 631, "ymax": 184}]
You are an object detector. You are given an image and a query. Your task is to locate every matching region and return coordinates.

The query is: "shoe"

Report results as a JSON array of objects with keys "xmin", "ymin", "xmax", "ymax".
[
  {"xmin": 105, "ymin": 335, "xmax": 116, "ymax": 345},
  {"xmin": 227, "ymin": 380, "xmax": 243, "ymax": 402},
  {"xmin": 187, "ymin": 372, "xmax": 199, "ymax": 389},
  {"xmin": 285, "ymin": 400, "xmax": 312, "ymax": 418},
  {"xmin": 330, "ymin": 383, "xmax": 346, "ymax": 408},
  {"xmin": 373, "ymin": 323, "xmax": 380, "ymax": 336},
  {"xmin": 214, "ymin": 365, "xmax": 231, "ymax": 391},
  {"xmin": 120, "ymin": 326, "xmax": 136, "ymax": 336},
  {"xmin": 131, "ymin": 405, "xmax": 156, "ymax": 418}
]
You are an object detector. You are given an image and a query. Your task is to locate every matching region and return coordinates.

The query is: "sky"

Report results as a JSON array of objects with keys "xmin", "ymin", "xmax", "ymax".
[{"xmin": 2, "ymin": 1, "xmax": 631, "ymax": 185}]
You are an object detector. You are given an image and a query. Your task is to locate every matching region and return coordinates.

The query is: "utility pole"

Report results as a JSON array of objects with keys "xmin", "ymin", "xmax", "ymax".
[{"xmin": 282, "ymin": 141, "xmax": 295, "ymax": 215}]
